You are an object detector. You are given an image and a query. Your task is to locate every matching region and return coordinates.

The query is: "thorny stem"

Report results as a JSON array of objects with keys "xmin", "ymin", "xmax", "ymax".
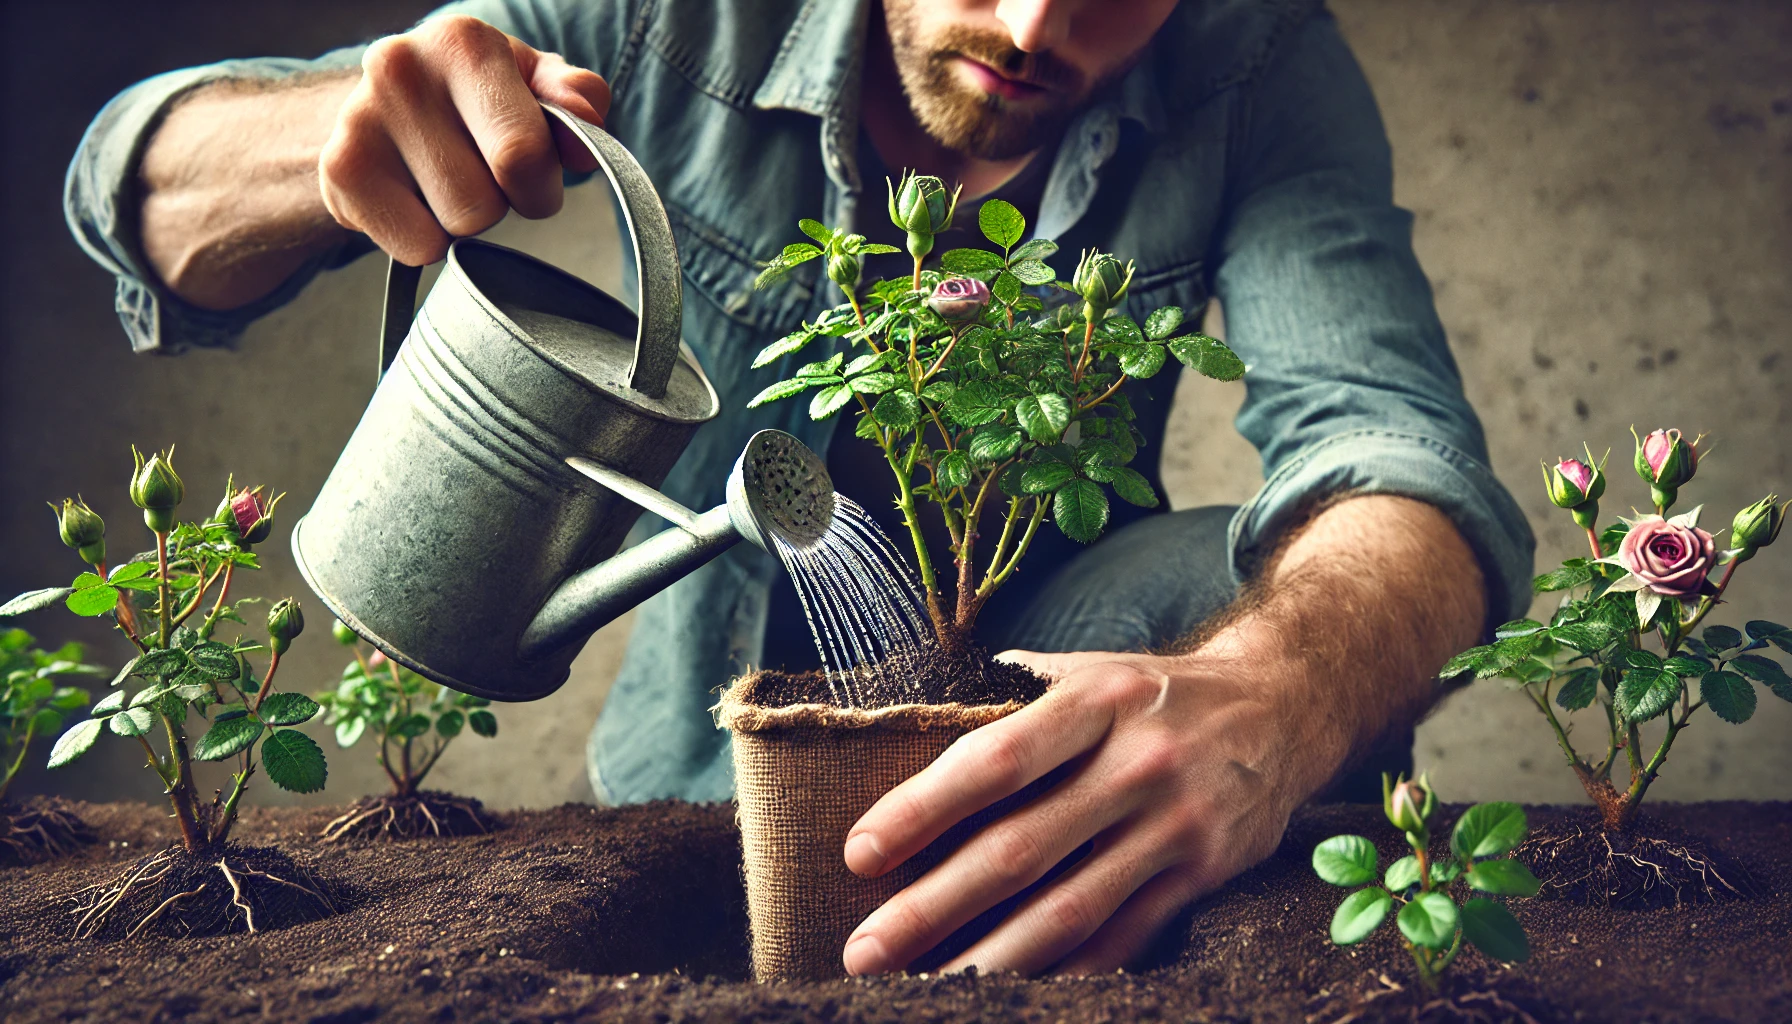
[
  {"xmin": 1584, "ymin": 526, "xmax": 1604, "ymax": 561},
  {"xmin": 952, "ymin": 467, "xmax": 1002, "ymax": 626},
  {"xmin": 1529, "ymin": 685, "xmax": 1585, "ymax": 773},
  {"xmin": 252, "ymin": 650, "xmax": 282, "ymax": 712},
  {"xmin": 173, "ymin": 563, "xmax": 225, "ymax": 628},
  {"xmin": 1071, "ymin": 319, "xmax": 1095, "ymax": 384},
  {"xmin": 378, "ymin": 733, "xmax": 403, "ymax": 795},
  {"xmin": 161, "ymin": 711, "xmax": 205, "ymax": 854},
  {"xmin": 884, "ymin": 439, "xmax": 940, "ymax": 616},
  {"xmin": 211, "ymin": 763, "xmax": 255, "ymax": 846},
  {"xmin": 980, "ymin": 498, "xmax": 1046, "ymax": 596},
  {"xmin": 923, "ymin": 324, "xmax": 967, "ymax": 381},
  {"xmin": 911, "ymin": 256, "xmax": 923, "ymax": 297},
  {"xmin": 198, "ymin": 561, "xmax": 238, "ymax": 638},
  {"xmin": 155, "ymin": 532, "xmax": 172, "ymax": 650},
  {"xmin": 1080, "ymin": 374, "xmax": 1130, "ymax": 413},
  {"xmin": 979, "ymin": 494, "xmax": 1024, "ymax": 597},
  {"xmin": 1678, "ymin": 558, "xmax": 1740, "ymax": 637}
]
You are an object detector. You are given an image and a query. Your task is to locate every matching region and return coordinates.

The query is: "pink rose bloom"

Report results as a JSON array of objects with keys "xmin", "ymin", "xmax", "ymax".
[
  {"xmin": 927, "ymin": 277, "xmax": 992, "ymax": 323},
  {"xmin": 229, "ymin": 488, "xmax": 268, "ymax": 537},
  {"xmin": 1616, "ymin": 514, "xmax": 1714, "ymax": 598}
]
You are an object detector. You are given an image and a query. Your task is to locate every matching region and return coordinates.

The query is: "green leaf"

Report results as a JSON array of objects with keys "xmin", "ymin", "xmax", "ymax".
[
  {"xmin": 859, "ymin": 243, "xmax": 901, "ymax": 255},
  {"xmin": 978, "ymin": 198, "xmax": 1025, "ymax": 249},
  {"xmin": 2, "ymin": 587, "xmax": 75, "ymax": 618},
  {"xmin": 1534, "ymin": 561, "xmax": 1595, "ymax": 593},
  {"xmin": 469, "ymin": 709, "xmax": 498, "ymax": 737},
  {"xmin": 751, "ymin": 328, "xmax": 818, "ymax": 369},
  {"xmin": 1143, "ymin": 306, "xmax": 1185, "ymax": 341},
  {"xmin": 1118, "ymin": 343, "xmax": 1166, "ymax": 379},
  {"xmin": 1700, "ymin": 670, "xmax": 1756, "ymax": 724},
  {"xmin": 1731, "ymin": 654, "xmax": 1792, "ymax": 702},
  {"xmin": 107, "ymin": 561, "xmax": 155, "ymax": 583},
  {"xmin": 1745, "ymin": 620, "xmax": 1792, "ymax": 654},
  {"xmin": 47, "ymin": 718, "xmax": 104, "ymax": 768},
  {"xmin": 1495, "ymin": 619, "xmax": 1546, "ymax": 639},
  {"xmin": 1467, "ymin": 858, "xmax": 1541, "ymax": 897},
  {"xmin": 874, "ymin": 389, "xmax": 922, "ymax": 429},
  {"xmin": 1011, "ymin": 238, "xmax": 1058, "ymax": 262},
  {"xmin": 1549, "ymin": 622, "xmax": 1618, "ymax": 652},
  {"xmin": 260, "ymin": 692, "xmax": 321, "ymax": 726},
  {"xmin": 436, "ymin": 709, "xmax": 465, "ymax": 738},
  {"xmin": 1312, "ymin": 834, "xmax": 1379, "ymax": 887},
  {"xmin": 795, "ymin": 352, "xmax": 845, "ymax": 378},
  {"xmin": 193, "ymin": 715, "xmax": 263, "ymax": 760},
  {"xmin": 261, "ymin": 729, "xmax": 328, "ymax": 793},
  {"xmin": 65, "ymin": 585, "xmax": 120, "ymax": 617},
  {"xmin": 1702, "ymin": 625, "xmax": 1744, "ymax": 652},
  {"xmin": 1461, "ymin": 899, "xmax": 1529, "ymax": 962},
  {"xmin": 188, "ymin": 642, "xmax": 240, "ymax": 680},
  {"xmin": 393, "ymin": 713, "xmax": 432, "ymax": 738},
  {"xmin": 936, "ymin": 451, "xmax": 971, "ymax": 490},
  {"xmin": 969, "ymin": 425, "xmax": 1025, "ymax": 462},
  {"xmin": 848, "ymin": 372, "xmax": 901, "ymax": 395},
  {"xmin": 49, "ymin": 686, "xmax": 91, "ymax": 711},
  {"xmin": 940, "ymin": 248, "xmax": 1006, "ymax": 275},
  {"xmin": 991, "ymin": 270, "xmax": 1021, "ymax": 305},
  {"xmin": 1383, "ymin": 855, "xmax": 1421, "ymax": 892},
  {"xmin": 1452, "ymin": 802, "xmax": 1527, "ymax": 860},
  {"xmin": 1015, "ymin": 394, "xmax": 1070, "ymax": 444},
  {"xmin": 1662, "ymin": 655, "xmax": 1712, "ymax": 678},
  {"xmin": 944, "ymin": 382, "xmax": 1006, "ymax": 427},
  {"xmin": 1109, "ymin": 468, "xmax": 1160, "ymax": 508},
  {"xmin": 1554, "ymin": 667, "xmax": 1601, "ymax": 711},
  {"xmin": 28, "ymin": 707, "xmax": 63, "ymax": 736},
  {"xmin": 809, "ymin": 383, "xmax": 855, "ymax": 420},
  {"xmin": 1168, "ymin": 334, "xmax": 1245, "ymax": 381},
  {"xmin": 1008, "ymin": 259, "xmax": 1055, "ymax": 286},
  {"xmin": 1054, "ymin": 480, "xmax": 1109, "ymax": 544},
  {"xmin": 334, "ymin": 717, "xmax": 366, "ymax": 748},
  {"xmin": 109, "ymin": 706, "xmax": 154, "ymax": 737},
  {"xmin": 91, "ymin": 689, "xmax": 127, "ymax": 716},
  {"xmin": 1020, "ymin": 461, "xmax": 1075, "ymax": 494},
  {"xmin": 844, "ymin": 351, "xmax": 891, "ymax": 377},
  {"xmin": 797, "ymin": 218, "xmax": 833, "ymax": 245},
  {"xmin": 746, "ymin": 377, "xmax": 815, "ymax": 409},
  {"xmin": 1329, "ymin": 887, "xmax": 1391, "ymax": 945},
  {"xmin": 1616, "ymin": 667, "xmax": 1680, "ymax": 721},
  {"xmin": 132, "ymin": 647, "xmax": 188, "ymax": 679},
  {"xmin": 1397, "ymin": 891, "xmax": 1459, "ymax": 951}
]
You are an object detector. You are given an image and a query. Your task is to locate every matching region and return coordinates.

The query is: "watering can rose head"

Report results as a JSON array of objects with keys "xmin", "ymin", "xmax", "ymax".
[
  {"xmin": 927, "ymin": 278, "xmax": 991, "ymax": 323},
  {"xmin": 50, "ymin": 497, "xmax": 106, "ymax": 566}
]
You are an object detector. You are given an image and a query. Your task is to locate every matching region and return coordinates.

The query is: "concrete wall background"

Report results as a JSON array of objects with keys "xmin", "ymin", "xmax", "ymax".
[{"xmin": 2, "ymin": 1, "xmax": 1787, "ymax": 811}]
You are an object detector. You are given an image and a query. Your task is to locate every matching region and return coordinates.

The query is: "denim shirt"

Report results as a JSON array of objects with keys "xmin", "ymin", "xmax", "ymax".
[{"xmin": 65, "ymin": 0, "xmax": 1535, "ymax": 805}]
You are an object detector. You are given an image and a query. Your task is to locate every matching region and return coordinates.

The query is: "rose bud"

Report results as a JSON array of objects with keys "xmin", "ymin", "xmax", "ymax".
[
  {"xmin": 827, "ymin": 248, "xmax": 861, "ymax": 293},
  {"xmin": 1543, "ymin": 453, "xmax": 1606, "ymax": 529},
  {"xmin": 267, "ymin": 597, "xmax": 305, "ymax": 655},
  {"xmin": 928, "ymin": 277, "xmax": 993, "ymax": 324},
  {"xmin": 50, "ymin": 497, "xmax": 107, "ymax": 566},
  {"xmin": 129, "ymin": 445, "xmax": 185, "ymax": 533},
  {"xmin": 332, "ymin": 619, "xmax": 359, "ymax": 646},
  {"xmin": 1632, "ymin": 427, "xmax": 1699, "ymax": 509},
  {"xmin": 887, "ymin": 170, "xmax": 960, "ymax": 262},
  {"xmin": 1072, "ymin": 249, "xmax": 1136, "ymax": 322},
  {"xmin": 1383, "ymin": 772, "xmax": 1435, "ymax": 834},
  {"xmin": 224, "ymin": 487, "xmax": 284, "ymax": 547},
  {"xmin": 1730, "ymin": 494, "xmax": 1788, "ymax": 561}
]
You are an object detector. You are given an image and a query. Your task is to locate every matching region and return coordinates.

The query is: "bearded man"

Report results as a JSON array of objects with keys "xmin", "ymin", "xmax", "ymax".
[{"xmin": 68, "ymin": 0, "xmax": 1533, "ymax": 975}]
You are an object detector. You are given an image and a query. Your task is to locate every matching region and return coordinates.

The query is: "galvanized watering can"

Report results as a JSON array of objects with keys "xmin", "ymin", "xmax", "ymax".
[{"xmin": 293, "ymin": 105, "xmax": 834, "ymax": 701}]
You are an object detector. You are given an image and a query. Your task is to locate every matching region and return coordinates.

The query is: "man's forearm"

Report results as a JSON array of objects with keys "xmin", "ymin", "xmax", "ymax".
[
  {"xmin": 139, "ymin": 73, "xmax": 358, "ymax": 311},
  {"xmin": 1204, "ymin": 494, "xmax": 1487, "ymax": 801}
]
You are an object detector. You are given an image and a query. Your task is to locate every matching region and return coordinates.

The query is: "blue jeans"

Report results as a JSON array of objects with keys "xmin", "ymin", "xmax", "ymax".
[{"xmin": 764, "ymin": 505, "xmax": 1408, "ymax": 803}]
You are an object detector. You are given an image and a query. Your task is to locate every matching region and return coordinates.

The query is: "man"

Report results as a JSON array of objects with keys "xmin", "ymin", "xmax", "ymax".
[{"xmin": 67, "ymin": 0, "xmax": 1532, "ymax": 976}]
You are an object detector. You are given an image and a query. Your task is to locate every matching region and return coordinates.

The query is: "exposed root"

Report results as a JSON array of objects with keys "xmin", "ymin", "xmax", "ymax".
[
  {"xmin": 1516, "ymin": 818, "xmax": 1754, "ymax": 908},
  {"xmin": 0, "ymin": 800, "xmax": 95, "ymax": 866},
  {"xmin": 1309, "ymin": 970, "xmax": 1542, "ymax": 1024},
  {"xmin": 321, "ymin": 791, "xmax": 500, "ymax": 842},
  {"xmin": 68, "ymin": 843, "xmax": 340, "ymax": 940}
]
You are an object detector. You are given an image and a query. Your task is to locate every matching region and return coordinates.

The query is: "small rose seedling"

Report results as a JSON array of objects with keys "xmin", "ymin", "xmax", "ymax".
[
  {"xmin": 1313, "ymin": 775, "xmax": 1538, "ymax": 990},
  {"xmin": 316, "ymin": 620, "xmax": 499, "ymax": 839},
  {"xmin": 0, "ymin": 628, "xmax": 101, "ymax": 860}
]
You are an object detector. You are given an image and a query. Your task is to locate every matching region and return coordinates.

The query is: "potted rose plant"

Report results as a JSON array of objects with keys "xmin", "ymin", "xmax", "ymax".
[
  {"xmin": 717, "ymin": 176, "xmax": 1244, "ymax": 979},
  {"xmin": 1440, "ymin": 428, "xmax": 1788, "ymax": 904}
]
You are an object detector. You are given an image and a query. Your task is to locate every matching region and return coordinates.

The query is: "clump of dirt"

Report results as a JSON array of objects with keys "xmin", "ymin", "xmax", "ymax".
[
  {"xmin": 1514, "ymin": 810, "xmax": 1756, "ymax": 908},
  {"xmin": 752, "ymin": 639, "xmax": 1049, "ymax": 709},
  {"xmin": 68, "ymin": 841, "xmax": 342, "ymax": 940},
  {"xmin": 321, "ymin": 791, "xmax": 501, "ymax": 842},
  {"xmin": 0, "ymin": 798, "xmax": 94, "ymax": 866}
]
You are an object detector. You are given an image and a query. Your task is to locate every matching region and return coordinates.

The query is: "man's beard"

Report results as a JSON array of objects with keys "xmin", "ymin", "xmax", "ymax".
[{"xmin": 883, "ymin": 2, "xmax": 1101, "ymax": 160}]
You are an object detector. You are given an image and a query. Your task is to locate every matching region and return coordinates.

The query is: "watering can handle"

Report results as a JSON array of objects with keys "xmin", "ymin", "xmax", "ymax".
[{"xmin": 377, "ymin": 102, "xmax": 683, "ymax": 399}]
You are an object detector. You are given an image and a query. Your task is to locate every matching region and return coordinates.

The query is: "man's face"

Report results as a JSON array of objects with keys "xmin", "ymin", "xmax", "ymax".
[{"xmin": 882, "ymin": 0, "xmax": 1179, "ymax": 159}]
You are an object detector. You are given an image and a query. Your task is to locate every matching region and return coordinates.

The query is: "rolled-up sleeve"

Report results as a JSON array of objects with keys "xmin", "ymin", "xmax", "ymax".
[{"xmin": 1212, "ymin": 12, "xmax": 1535, "ymax": 626}]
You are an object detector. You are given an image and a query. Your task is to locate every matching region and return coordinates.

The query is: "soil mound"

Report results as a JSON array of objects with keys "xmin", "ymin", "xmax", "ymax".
[
  {"xmin": 322, "ymin": 791, "xmax": 501, "ymax": 842},
  {"xmin": 0, "ymin": 798, "xmax": 93, "ymax": 866},
  {"xmin": 1514, "ymin": 810, "xmax": 1757, "ymax": 908},
  {"xmin": 752, "ymin": 640, "xmax": 1049, "ymax": 709},
  {"xmin": 69, "ymin": 841, "xmax": 342, "ymax": 940}
]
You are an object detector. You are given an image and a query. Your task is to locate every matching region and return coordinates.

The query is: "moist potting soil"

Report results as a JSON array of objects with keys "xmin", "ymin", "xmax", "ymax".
[
  {"xmin": 0, "ymin": 800, "xmax": 1786, "ymax": 1022},
  {"xmin": 750, "ymin": 639, "xmax": 1050, "ymax": 709}
]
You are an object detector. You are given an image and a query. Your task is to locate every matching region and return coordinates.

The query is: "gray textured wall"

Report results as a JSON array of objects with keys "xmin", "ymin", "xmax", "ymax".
[{"xmin": 2, "ymin": 1, "xmax": 1787, "ymax": 812}]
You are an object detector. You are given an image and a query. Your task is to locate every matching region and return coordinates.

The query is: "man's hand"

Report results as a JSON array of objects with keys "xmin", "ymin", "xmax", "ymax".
[
  {"xmin": 140, "ymin": 15, "xmax": 610, "ymax": 309},
  {"xmin": 841, "ymin": 495, "xmax": 1487, "ymax": 975}
]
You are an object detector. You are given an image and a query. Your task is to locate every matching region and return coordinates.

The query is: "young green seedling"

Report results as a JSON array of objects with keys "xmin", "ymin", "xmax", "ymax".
[
  {"xmin": 1313, "ymin": 775, "xmax": 1538, "ymax": 991},
  {"xmin": 0, "ymin": 628, "xmax": 101, "ymax": 860},
  {"xmin": 316, "ymin": 620, "xmax": 499, "ymax": 839},
  {"xmin": 1, "ymin": 448, "xmax": 336, "ymax": 937},
  {"xmin": 1441, "ymin": 429, "xmax": 1790, "ymax": 831},
  {"xmin": 750, "ymin": 189, "xmax": 1244, "ymax": 644}
]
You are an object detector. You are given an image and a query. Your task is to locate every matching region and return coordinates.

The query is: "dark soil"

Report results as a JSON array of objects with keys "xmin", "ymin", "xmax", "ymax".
[
  {"xmin": 1515, "ymin": 809, "xmax": 1757, "ymax": 908},
  {"xmin": 321, "ymin": 791, "xmax": 501, "ymax": 842},
  {"xmin": 753, "ymin": 639, "xmax": 1050, "ymax": 709},
  {"xmin": 69, "ymin": 842, "xmax": 342, "ymax": 940},
  {"xmin": 1, "ymin": 800, "xmax": 1787, "ymax": 1023},
  {"xmin": 0, "ymin": 798, "xmax": 93, "ymax": 866}
]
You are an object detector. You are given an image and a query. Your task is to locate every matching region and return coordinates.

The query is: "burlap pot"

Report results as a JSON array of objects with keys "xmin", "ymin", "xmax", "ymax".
[{"xmin": 717, "ymin": 671, "xmax": 1025, "ymax": 981}]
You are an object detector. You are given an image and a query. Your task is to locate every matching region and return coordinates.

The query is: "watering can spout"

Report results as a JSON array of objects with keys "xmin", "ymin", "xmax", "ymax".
[{"xmin": 517, "ymin": 430, "xmax": 835, "ymax": 662}]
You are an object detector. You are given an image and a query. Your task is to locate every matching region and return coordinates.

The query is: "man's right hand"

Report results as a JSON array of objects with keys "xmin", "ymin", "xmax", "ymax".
[
  {"xmin": 319, "ymin": 15, "xmax": 612, "ymax": 267},
  {"xmin": 139, "ymin": 15, "xmax": 610, "ymax": 309}
]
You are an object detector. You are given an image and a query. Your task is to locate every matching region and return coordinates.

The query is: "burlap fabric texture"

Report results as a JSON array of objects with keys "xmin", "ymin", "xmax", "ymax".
[{"xmin": 717, "ymin": 671, "xmax": 1024, "ymax": 981}]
